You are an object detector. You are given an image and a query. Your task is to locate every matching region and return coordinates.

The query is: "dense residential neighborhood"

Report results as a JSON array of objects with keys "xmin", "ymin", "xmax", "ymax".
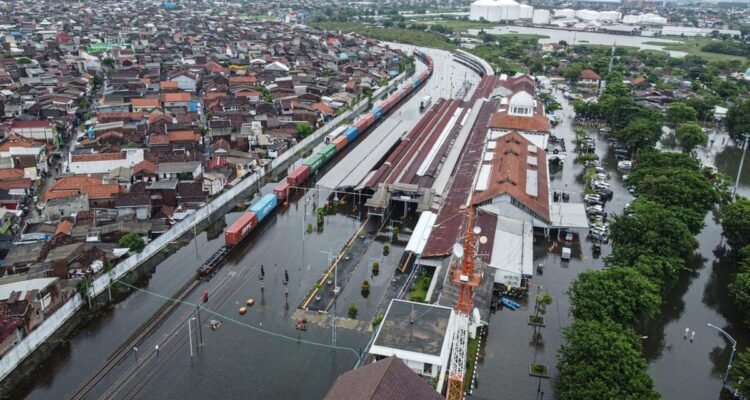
[{"xmin": 0, "ymin": 0, "xmax": 408, "ymax": 363}]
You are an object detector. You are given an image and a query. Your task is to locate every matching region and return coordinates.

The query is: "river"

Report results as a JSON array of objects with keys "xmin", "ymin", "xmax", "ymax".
[{"xmin": 467, "ymin": 26, "xmax": 687, "ymax": 57}]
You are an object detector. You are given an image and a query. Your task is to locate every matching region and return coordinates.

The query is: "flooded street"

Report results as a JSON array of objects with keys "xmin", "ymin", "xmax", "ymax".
[{"xmin": 472, "ymin": 87, "xmax": 750, "ymax": 400}]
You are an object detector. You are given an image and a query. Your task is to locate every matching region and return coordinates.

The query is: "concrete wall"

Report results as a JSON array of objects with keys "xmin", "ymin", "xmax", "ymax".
[{"xmin": 0, "ymin": 68, "xmax": 411, "ymax": 382}]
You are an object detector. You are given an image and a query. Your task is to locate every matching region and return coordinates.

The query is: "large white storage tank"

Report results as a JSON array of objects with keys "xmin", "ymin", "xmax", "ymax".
[
  {"xmin": 598, "ymin": 11, "xmax": 621, "ymax": 22},
  {"xmin": 519, "ymin": 4, "xmax": 534, "ymax": 19},
  {"xmin": 641, "ymin": 13, "xmax": 667, "ymax": 25},
  {"xmin": 470, "ymin": 0, "xmax": 497, "ymax": 21},
  {"xmin": 575, "ymin": 9, "xmax": 599, "ymax": 21},
  {"xmin": 470, "ymin": 0, "xmax": 522, "ymax": 21},
  {"xmin": 532, "ymin": 9, "xmax": 550, "ymax": 24},
  {"xmin": 554, "ymin": 8, "xmax": 576, "ymax": 19}
]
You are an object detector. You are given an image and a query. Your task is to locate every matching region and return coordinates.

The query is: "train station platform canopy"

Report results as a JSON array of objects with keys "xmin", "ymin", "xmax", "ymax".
[
  {"xmin": 316, "ymin": 118, "xmax": 405, "ymax": 192},
  {"xmin": 548, "ymin": 202, "xmax": 589, "ymax": 229}
]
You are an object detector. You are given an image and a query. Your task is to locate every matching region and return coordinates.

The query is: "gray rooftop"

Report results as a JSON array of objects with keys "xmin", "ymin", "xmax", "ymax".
[{"xmin": 373, "ymin": 299, "xmax": 452, "ymax": 357}]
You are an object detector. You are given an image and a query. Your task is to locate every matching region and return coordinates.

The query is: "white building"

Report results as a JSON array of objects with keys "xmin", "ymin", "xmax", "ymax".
[
  {"xmin": 532, "ymin": 9, "xmax": 551, "ymax": 24},
  {"xmin": 11, "ymin": 120, "xmax": 56, "ymax": 144},
  {"xmin": 553, "ymin": 8, "xmax": 576, "ymax": 19},
  {"xmin": 487, "ymin": 215, "xmax": 533, "ymax": 288},
  {"xmin": 470, "ymin": 0, "xmax": 526, "ymax": 22},
  {"xmin": 68, "ymin": 149, "xmax": 144, "ymax": 175},
  {"xmin": 369, "ymin": 300, "xmax": 455, "ymax": 384},
  {"xmin": 623, "ymin": 13, "xmax": 667, "ymax": 26}
]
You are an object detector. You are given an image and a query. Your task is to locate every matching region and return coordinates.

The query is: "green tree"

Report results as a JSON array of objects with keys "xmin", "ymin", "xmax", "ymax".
[
  {"xmin": 102, "ymin": 58, "xmax": 115, "ymax": 68},
  {"xmin": 675, "ymin": 122, "xmax": 707, "ymax": 153},
  {"xmin": 119, "ymin": 233, "xmax": 145, "ymax": 252},
  {"xmin": 609, "ymin": 199, "xmax": 698, "ymax": 263},
  {"xmin": 612, "ymin": 254, "xmax": 685, "ymax": 293},
  {"xmin": 568, "ymin": 267, "xmax": 661, "ymax": 326},
  {"xmin": 729, "ymin": 348, "xmax": 750, "ymax": 394},
  {"xmin": 16, "ymin": 57, "xmax": 32, "ymax": 65},
  {"xmin": 616, "ymin": 117, "xmax": 662, "ymax": 150},
  {"xmin": 666, "ymin": 102, "xmax": 698, "ymax": 127},
  {"xmin": 556, "ymin": 320, "xmax": 659, "ymax": 400},
  {"xmin": 727, "ymin": 99, "xmax": 750, "ymax": 142},
  {"xmin": 721, "ymin": 199, "xmax": 750, "ymax": 250},
  {"xmin": 296, "ymin": 123, "xmax": 313, "ymax": 138}
]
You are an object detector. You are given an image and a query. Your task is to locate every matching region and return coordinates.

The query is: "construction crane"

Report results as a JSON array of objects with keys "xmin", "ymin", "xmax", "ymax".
[{"xmin": 446, "ymin": 203, "xmax": 483, "ymax": 400}]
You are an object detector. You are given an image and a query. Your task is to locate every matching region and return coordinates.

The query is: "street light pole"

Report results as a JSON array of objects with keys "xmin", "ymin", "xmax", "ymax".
[
  {"xmin": 188, "ymin": 317, "xmax": 196, "ymax": 358},
  {"xmin": 733, "ymin": 134, "xmax": 749, "ymax": 201},
  {"xmin": 707, "ymin": 323, "xmax": 737, "ymax": 386}
]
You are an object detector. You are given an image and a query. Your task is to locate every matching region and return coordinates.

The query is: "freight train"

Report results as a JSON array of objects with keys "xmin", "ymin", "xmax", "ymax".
[{"xmin": 223, "ymin": 50, "xmax": 433, "ymax": 249}]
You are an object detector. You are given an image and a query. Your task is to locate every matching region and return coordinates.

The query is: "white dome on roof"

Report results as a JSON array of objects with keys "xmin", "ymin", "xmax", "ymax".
[{"xmin": 509, "ymin": 91, "xmax": 534, "ymax": 108}]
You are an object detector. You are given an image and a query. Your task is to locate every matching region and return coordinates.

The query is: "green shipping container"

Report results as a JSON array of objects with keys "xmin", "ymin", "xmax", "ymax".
[
  {"xmin": 303, "ymin": 153, "xmax": 325, "ymax": 173},
  {"xmin": 320, "ymin": 144, "xmax": 337, "ymax": 163}
]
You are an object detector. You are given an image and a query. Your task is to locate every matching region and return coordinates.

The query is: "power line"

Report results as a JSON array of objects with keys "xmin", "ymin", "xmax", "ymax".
[{"xmin": 113, "ymin": 279, "xmax": 361, "ymax": 359}]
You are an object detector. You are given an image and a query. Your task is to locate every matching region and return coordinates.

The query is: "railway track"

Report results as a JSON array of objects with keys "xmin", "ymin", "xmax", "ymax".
[
  {"xmin": 70, "ymin": 276, "xmax": 201, "ymax": 400},
  {"xmin": 93, "ymin": 259, "xmax": 263, "ymax": 400}
]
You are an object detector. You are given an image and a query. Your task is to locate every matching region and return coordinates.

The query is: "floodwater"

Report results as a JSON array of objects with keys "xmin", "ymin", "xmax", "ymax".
[
  {"xmin": 15, "ymin": 47, "xmax": 477, "ymax": 400},
  {"xmin": 471, "ymin": 87, "xmax": 750, "ymax": 400},
  {"xmin": 467, "ymin": 26, "xmax": 687, "ymax": 57}
]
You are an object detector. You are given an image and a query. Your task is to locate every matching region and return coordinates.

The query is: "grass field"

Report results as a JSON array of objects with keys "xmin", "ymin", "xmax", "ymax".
[
  {"xmin": 408, "ymin": 271, "xmax": 432, "ymax": 302},
  {"xmin": 309, "ymin": 22, "xmax": 457, "ymax": 50},
  {"xmin": 413, "ymin": 18, "xmax": 499, "ymax": 32},
  {"xmin": 643, "ymin": 37, "xmax": 747, "ymax": 62}
]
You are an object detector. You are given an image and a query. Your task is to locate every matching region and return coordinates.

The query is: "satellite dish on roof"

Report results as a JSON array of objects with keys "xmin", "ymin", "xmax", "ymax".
[
  {"xmin": 479, "ymin": 236, "xmax": 488, "ymax": 245},
  {"xmin": 453, "ymin": 243, "xmax": 464, "ymax": 258},
  {"xmin": 473, "ymin": 226, "xmax": 482, "ymax": 235}
]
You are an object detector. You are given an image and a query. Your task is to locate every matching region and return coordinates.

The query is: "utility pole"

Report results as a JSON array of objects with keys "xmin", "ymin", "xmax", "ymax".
[
  {"xmin": 733, "ymin": 134, "xmax": 749, "ymax": 201},
  {"xmin": 320, "ymin": 249, "xmax": 337, "ymax": 347}
]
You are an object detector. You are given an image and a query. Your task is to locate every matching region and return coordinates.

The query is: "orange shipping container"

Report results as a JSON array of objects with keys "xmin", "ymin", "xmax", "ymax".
[
  {"xmin": 332, "ymin": 136, "xmax": 348, "ymax": 151},
  {"xmin": 224, "ymin": 211, "xmax": 258, "ymax": 247}
]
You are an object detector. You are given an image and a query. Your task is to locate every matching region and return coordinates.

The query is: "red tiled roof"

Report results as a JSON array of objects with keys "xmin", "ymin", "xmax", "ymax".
[
  {"xmin": 204, "ymin": 60, "xmax": 226, "ymax": 74},
  {"xmin": 44, "ymin": 190, "xmax": 79, "ymax": 201},
  {"xmin": 83, "ymin": 184, "xmax": 122, "ymax": 199},
  {"xmin": 71, "ymin": 153, "xmax": 125, "ymax": 162},
  {"xmin": 473, "ymin": 132, "xmax": 550, "ymax": 222},
  {"xmin": 131, "ymin": 98, "xmax": 160, "ymax": 108},
  {"xmin": 148, "ymin": 135, "xmax": 169, "ymax": 146},
  {"xmin": 167, "ymin": 131, "xmax": 199, "ymax": 143},
  {"xmin": 12, "ymin": 120, "xmax": 50, "ymax": 129},
  {"xmin": 204, "ymin": 92, "xmax": 228, "ymax": 100},
  {"xmin": 55, "ymin": 220, "xmax": 73, "ymax": 236},
  {"xmin": 0, "ymin": 178, "xmax": 32, "ymax": 190},
  {"xmin": 48, "ymin": 176, "xmax": 102, "ymax": 192},
  {"xmin": 312, "ymin": 102, "xmax": 334, "ymax": 116},
  {"xmin": 0, "ymin": 169, "xmax": 24, "ymax": 180},
  {"xmin": 161, "ymin": 92, "xmax": 191, "ymax": 102},
  {"xmin": 160, "ymin": 81, "xmax": 179, "ymax": 89},
  {"xmin": 580, "ymin": 69, "xmax": 601, "ymax": 80},
  {"xmin": 132, "ymin": 160, "xmax": 157, "ymax": 175}
]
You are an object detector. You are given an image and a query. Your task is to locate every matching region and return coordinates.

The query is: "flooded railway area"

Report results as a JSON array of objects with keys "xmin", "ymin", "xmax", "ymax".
[
  {"xmin": 18, "ymin": 46, "xmax": 470, "ymax": 400},
  {"xmin": 471, "ymin": 87, "xmax": 750, "ymax": 400}
]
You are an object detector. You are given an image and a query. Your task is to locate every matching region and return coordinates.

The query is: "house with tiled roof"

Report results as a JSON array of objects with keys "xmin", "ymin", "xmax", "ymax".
[
  {"xmin": 579, "ymin": 69, "xmax": 602, "ymax": 86},
  {"xmin": 131, "ymin": 97, "xmax": 160, "ymax": 112},
  {"xmin": 11, "ymin": 120, "xmax": 56, "ymax": 145}
]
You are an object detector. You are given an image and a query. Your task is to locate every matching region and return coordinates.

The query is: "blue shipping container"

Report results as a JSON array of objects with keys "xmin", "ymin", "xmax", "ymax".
[
  {"xmin": 250, "ymin": 194, "xmax": 278, "ymax": 222},
  {"xmin": 344, "ymin": 127, "xmax": 359, "ymax": 142},
  {"xmin": 373, "ymin": 107, "xmax": 383, "ymax": 119}
]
